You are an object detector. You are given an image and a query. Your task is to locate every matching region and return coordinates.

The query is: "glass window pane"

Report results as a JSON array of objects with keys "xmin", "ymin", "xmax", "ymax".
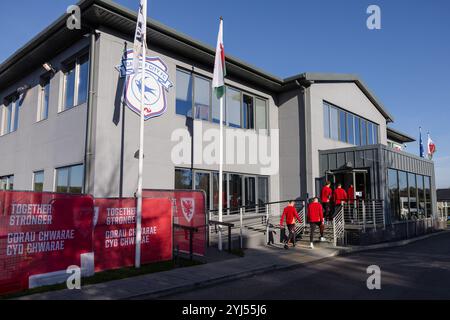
[
  {"xmin": 367, "ymin": 122, "xmax": 374, "ymax": 145},
  {"xmin": 330, "ymin": 106, "xmax": 338, "ymax": 140},
  {"xmin": 388, "ymin": 169, "xmax": 400, "ymax": 222},
  {"xmin": 5, "ymin": 103, "xmax": 12, "ymax": 134},
  {"xmin": 195, "ymin": 171, "xmax": 210, "ymax": 210},
  {"xmin": 77, "ymin": 55, "xmax": 89, "ymax": 105},
  {"xmin": 408, "ymin": 173, "xmax": 417, "ymax": 219},
  {"xmin": 243, "ymin": 95, "xmax": 254, "ymax": 129},
  {"xmin": 229, "ymin": 174, "xmax": 242, "ymax": 211},
  {"xmin": 212, "ymin": 172, "xmax": 228, "ymax": 210},
  {"xmin": 339, "ymin": 110, "xmax": 346, "ymax": 142},
  {"xmin": 361, "ymin": 119, "xmax": 367, "ymax": 146},
  {"xmin": 398, "ymin": 171, "xmax": 408, "ymax": 220},
  {"xmin": 226, "ymin": 87, "xmax": 241, "ymax": 128},
  {"xmin": 212, "ymin": 92, "xmax": 222, "ymax": 124},
  {"xmin": 40, "ymin": 80, "xmax": 50, "ymax": 120},
  {"xmin": 69, "ymin": 165, "xmax": 84, "ymax": 194},
  {"xmin": 8, "ymin": 176, "xmax": 14, "ymax": 190},
  {"xmin": 323, "ymin": 103, "xmax": 330, "ymax": 138},
  {"xmin": 176, "ymin": 70, "xmax": 193, "ymax": 117},
  {"xmin": 347, "ymin": 114, "xmax": 354, "ymax": 144},
  {"xmin": 175, "ymin": 168, "xmax": 192, "ymax": 189},
  {"xmin": 424, "ymin": 176, "xmax": 431, "ymax": 217},
  {"xmin": 417, "ymin": 175, "xmax": 425, "ymax": 218},
  {"xmin": 255, "ymin": 98, "xmax": 267, "ymax": 130},
  {"xmin": 64, "ymin": 65, "xmax": 76, "ymax": 109},
  {"xmin": 258, "ymin": 177, "xmax": 269, "ymax": 206},
  {"xmin": 12, "ymin": 102, "xmax": 19, "ymax": 132},
  {"xmin": 56, "ymin": 168, "xmax": 69, "ymax": 193},
  {"xmin": 33, "ymin": 171, "xmax": 44, "ymax": 192},
  {"xmin": 355, "ymin": 117, "xmax": 361, "ymax": 146},
  {"xmin": 373, "ymin": 124, "xmax": 379, "ymax": 144},
  {"xmin": 194, "ymin": 76, "xmax": 210, "ymax": 121},
  {"xmin": 244, "ymin": 177, "xmax": 256, "ymax": 208}
]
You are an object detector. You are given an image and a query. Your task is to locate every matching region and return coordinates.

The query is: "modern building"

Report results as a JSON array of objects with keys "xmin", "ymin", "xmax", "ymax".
[{"xmin": 0, "ymin": 0, "xmax": 443, "ymax": 244}]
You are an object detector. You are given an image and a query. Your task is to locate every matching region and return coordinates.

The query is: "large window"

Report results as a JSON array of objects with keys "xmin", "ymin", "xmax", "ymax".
[
  {"xmin": 388, "ymin": 168, "xmax": 432, "ymax": 221},
  {"xmin": 323, "ymin": 101, "xmax": 379, "ymax": 146},
  {"xmin": 175, "ymin": 168, "xmax": 269, "ymax": 212},
  {"xmin": 63, "ymin": 54, "xmax": 89, "ymax": 110},
  {"xmin": 55, "ymin": 164, "xmax": 83, "ymax": 194},
  {"xmin": 38, "ymin": 77, "xmax": 50, "ymax": 121},
  {"xmin": 0, "ymin": 175, "xmax": 14, "ymax": 190},
  {"xmin": 176, "ymin": 68, "xmax": 268, "ymax": 131},
  {"xmin": 33, "ymin": 171, "xmax": 45, "ymax": 192},
  {"xmin": 1, "ymin": 100, "xmax": 19, "ymax": 135}
]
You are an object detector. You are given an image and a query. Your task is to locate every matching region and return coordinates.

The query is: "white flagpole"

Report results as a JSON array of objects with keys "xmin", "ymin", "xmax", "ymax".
[
  {"xmin": 135, "ymin": 0, "xmax": 147, "ymax": 269},
  {"xmin": 218, "ymin": 95, "xmax": 224, "ymax": 251}
]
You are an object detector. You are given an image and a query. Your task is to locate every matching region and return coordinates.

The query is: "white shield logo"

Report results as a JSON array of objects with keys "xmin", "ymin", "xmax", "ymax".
[
  {"xmin": 118, "ymin": 50, "xmax": 173, "ymax": 120},
  {"xmin": 180, "ymin": 198, "xmax": 195, "ymax": 223}
]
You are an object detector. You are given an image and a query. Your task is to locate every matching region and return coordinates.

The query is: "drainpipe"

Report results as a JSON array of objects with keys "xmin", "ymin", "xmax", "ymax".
[{"xmin": 83, "ymin": 31, "xmax": 98, "ymax": 195}]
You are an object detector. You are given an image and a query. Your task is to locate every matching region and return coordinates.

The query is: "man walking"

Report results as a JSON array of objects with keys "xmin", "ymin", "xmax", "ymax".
[
  {"xmin": 280, "ymin": 200, "xmax": 301, "ymax": 250},
  {"xmin": 321, "ymin": 181, "xmax": 333, "ymax": 221},
  {"xmin": 308, "ymin": 198, "xmax": 325, "ymax": 249}
]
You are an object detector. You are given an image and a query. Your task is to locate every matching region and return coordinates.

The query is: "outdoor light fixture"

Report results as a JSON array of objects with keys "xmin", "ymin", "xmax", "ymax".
[
  {"xmin": 16, "ymin": 85, "xmax": 30, "ymax": 95},
  {"xmin": 42, "ymin": 62, "xmax": 56, "ymax": 74}
]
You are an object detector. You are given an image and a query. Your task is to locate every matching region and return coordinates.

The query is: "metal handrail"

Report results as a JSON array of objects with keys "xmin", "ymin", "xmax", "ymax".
[{"xmin": 208, "ymin": 198, "xmax": 307, "ymax": 214}]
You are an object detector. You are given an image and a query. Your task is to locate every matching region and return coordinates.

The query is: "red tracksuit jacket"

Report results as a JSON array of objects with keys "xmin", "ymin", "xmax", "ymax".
[
  {"xmin": 321, "ymin": 186, "xmax": 332, "ymax": 203},
  {"xmin": 307, "ymin": 202, "xmax": 324, "ymax": 223},
  {"xmin": 280, "ymin": 206, "xmax": 301, "ymax": 226},
  {"xmin": 333, "ymin": 188, "xmax": 348, "ymax": 205}
]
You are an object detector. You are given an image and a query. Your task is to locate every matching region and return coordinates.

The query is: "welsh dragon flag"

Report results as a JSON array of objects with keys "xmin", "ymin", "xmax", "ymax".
[{"xmin": 212, "ymin": 18, "xmax": 226, "ymax": 99}]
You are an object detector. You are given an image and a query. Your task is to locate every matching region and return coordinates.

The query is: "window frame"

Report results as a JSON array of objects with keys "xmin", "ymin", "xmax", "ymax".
[
  {"xmin": 38, "ymin": 75, "xmax": 51, "ymax": 122},
  {"xmin": 54, "ymin": 164, "xmax": 84, "ymax": 194},
  {"xmin": 33, "ymin": 170, "xmax": 45, "ymax": 192},
  {"xmin": 61, "ymin": 53, "xmax": 89, "ymax": 111}
]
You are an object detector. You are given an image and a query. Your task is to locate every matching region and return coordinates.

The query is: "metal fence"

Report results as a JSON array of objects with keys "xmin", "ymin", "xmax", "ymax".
[{"xmin": 342, "ymin": 199, "xmax": 385, "ymax": 231}]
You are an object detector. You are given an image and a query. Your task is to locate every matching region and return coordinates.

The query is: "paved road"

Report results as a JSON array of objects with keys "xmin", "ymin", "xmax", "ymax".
[{"xmin": 163, "ymin": 231, "xmax": 450, "ymax": 300}]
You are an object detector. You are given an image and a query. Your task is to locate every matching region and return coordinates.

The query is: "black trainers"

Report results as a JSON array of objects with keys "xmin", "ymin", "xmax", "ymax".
[{"xmin": 284, "ymin": 244, "xmax": 289, "ymax": 250}]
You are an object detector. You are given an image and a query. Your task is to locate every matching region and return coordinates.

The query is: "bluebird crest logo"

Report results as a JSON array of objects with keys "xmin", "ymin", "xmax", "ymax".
[{"xmin": 118, "ymin": 50, "xmax": 173, "ymax": 120}]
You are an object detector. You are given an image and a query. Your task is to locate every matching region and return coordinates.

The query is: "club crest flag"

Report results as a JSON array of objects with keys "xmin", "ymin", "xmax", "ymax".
[
  {"xmin": 118, "ymin": 50, "xmax": 173, "ymax": 120},
  {"xmin": 181, "ymin": 198, "xmax": 195, "ymax": 223}
]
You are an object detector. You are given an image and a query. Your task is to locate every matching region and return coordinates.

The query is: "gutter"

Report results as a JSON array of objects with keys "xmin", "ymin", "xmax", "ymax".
[{"xmin": 83, "ymin": 31, "xmax": 99, "ymax": 195}]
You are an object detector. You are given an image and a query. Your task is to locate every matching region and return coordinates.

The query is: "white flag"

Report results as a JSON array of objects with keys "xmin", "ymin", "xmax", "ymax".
[{"xmin": 132, "ymin": 0, "xmax": 147, "ymax": 74}]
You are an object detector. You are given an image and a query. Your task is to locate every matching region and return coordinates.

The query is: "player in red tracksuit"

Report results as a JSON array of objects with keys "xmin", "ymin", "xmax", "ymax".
[
  {"xmin": 307, "ymin": 198, "xmax": 325, "ymax": 249},
  {"xmin": 333, "ymin": 184, "xmax": 348, "ymax": 206},
  {"xmin": 321, "ymin": 181, "xmax": 333, "ymax": 221},
  {"xmin": 347, "ymin": 184, "xmax": 355, "ymax": 204},
  {"xmin": 280, "ymin": 200, "xmax": 301, "ymax": 249}
]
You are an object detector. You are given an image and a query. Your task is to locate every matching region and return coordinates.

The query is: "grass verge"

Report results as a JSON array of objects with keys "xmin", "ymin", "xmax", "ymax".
[{"xmin": 1, "ymin": 258, "xmax": 202, "ymax": 300}]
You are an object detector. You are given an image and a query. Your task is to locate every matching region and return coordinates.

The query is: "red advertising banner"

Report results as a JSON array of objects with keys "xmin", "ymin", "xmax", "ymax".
[
  {"xmin": 0, "ymin": 191, "xmax": 94, "ymax": 295},
  {"xmin": 93, "ymin": 198, "xmax": 172, "ymax": 272},
  {"xmin": 143, "ymin": 190, "xmax": 207, "ymax": 256}
]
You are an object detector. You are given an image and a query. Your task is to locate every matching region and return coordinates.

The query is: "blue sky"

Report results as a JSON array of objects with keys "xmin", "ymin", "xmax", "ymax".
[{"xmin": 1, "ymin": 0, "xmax": 449, "ymax": 187}]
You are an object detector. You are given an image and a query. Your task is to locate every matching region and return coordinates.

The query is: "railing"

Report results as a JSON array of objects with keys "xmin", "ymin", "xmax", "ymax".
[
  {"xmin": 332, "ymin": 205, "xmax": 345, "ymax": 246},
  {"xmin": 208, "ymin": 199, "xmax": 307, "ymax": 250},
  {"xmin": 342, "ymin": 199, "xmax": 385, "ymax": 231}
]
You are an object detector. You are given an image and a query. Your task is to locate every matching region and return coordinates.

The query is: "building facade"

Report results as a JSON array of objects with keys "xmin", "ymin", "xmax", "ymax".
[{"xmin": 0, "ymin": 0, "xmax": 439, "ymax": 228}]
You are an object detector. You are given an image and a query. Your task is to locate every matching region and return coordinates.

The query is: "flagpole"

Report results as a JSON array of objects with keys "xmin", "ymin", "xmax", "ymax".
[
  {"xmin": 135, "ymin": 1, "xmax": 147, "ymax": 269},
  {"xmin": 218, "ymin": 94, "xmax": 224, "ymax": 251}
]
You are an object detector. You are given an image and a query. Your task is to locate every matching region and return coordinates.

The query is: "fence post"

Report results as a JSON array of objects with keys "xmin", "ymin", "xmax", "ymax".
[
  {"xmin": 302, "ymin": 201, "xmax": 306, "ymax": 230},
  {"xmin": 372, "ymin": 200, "xmax": 376, "ymax": 231},
  {"xmin": 228, "ymin": 225, "xmax": 232, "ymax": 253},
  {"xmin": 382, "ymin": 201, "xmax": 386, "ymax": 230},
  {"xmin": 265, "ymin": 204, "xmax": 270, "ymax": 245},
  {"xmin": 240, "ymin": 207, "xmax": 243, "ymax": 250},
  {"xmin": 362, "ymin": 200, "xmax": 366, "ymax": 232},
  {"xmin": 189, "ymin": 228, "xmax": 194, "ymax": 260}
]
